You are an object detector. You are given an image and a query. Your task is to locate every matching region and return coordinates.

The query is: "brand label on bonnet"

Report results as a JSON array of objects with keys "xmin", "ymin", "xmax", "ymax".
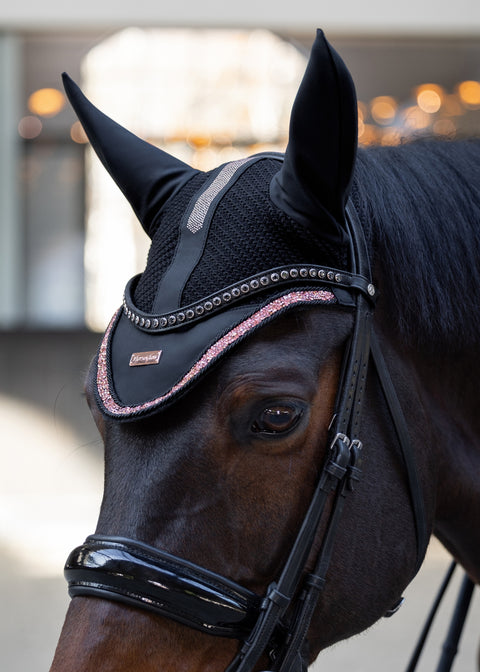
[{"xmin": 129, "ymin": 351, "xmax": 162, "ymax": 367}]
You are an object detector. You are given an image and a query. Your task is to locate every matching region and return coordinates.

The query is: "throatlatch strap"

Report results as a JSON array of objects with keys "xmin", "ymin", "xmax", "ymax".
[
  {"xmin": 347, "ymin": 193, "xmax": 428, "ymax": 575},
  {"xmin": 369, "ymin": 332, "xmax": 428, "ymax": 575}
]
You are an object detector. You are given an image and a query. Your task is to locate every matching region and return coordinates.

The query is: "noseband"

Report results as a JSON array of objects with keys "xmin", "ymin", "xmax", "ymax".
[{"xmin": 65, "ymin": 202, "xmax": 428, "ymax": 672}]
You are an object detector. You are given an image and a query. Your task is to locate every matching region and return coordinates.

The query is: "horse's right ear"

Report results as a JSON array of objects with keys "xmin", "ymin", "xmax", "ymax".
[
  {"xmin": 270, "ymin": 30, "xmax": 358, "ymax": 242},
  {"xmin": 62, "ymin": 73, "xmax": 199, "ymax": 238}
]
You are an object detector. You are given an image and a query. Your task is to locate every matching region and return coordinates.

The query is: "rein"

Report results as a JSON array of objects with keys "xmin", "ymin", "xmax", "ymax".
[
  {"xmin": 64, "ymin": 200, "xmax": 430, "ymax": 671},
  {"xmin": 406, "ymin": 561, "xmax": 476, "ymax": 672}
]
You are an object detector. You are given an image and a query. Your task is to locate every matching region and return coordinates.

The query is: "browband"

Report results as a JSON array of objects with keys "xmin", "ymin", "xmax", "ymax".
[{"xmin": 96, "ymin": 289, "xmax": 339, "ymax": 418}]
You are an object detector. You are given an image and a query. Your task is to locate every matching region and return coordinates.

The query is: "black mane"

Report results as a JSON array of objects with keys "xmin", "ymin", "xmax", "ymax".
[{"xmin": 353, "ymin": 139, "xmax": 480, "ymax": 351}]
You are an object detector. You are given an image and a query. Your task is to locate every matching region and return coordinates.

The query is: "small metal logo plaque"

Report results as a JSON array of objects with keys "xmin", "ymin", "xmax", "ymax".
[{"xmin": 129, "ymin": 350, "xmax": 162, "ymax": 367}]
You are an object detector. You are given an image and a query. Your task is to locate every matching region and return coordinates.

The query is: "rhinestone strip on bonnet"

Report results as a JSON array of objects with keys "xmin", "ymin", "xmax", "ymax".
[
  {"xmin": 97, "ymin": 289, "xmax": 336, "ymax": 418},
  {"xmin": 123, "ymin": 265, "xmax": 349, "ymax": 333},
  {"xmin": 187, "ymin": 157, "xmax": 253, "ymax": 233}
]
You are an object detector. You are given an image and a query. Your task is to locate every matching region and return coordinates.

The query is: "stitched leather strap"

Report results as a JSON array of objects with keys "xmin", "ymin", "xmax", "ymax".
[
  {"xmin": 370, "ymin": 332, "xmax": 429, "ymax": 575},
  {"xmin": 347, "ymin": 199, "xmax": 428, "ymax": 573},
  {"xmin": 251, "ymin": 203, "xmax": 428, "ymax": 671}
]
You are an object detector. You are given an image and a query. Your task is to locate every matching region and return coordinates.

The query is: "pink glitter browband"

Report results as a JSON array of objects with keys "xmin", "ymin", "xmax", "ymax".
[{"xmin": 97, "ymin": 289, "xmax": 336, "ymax": 417}]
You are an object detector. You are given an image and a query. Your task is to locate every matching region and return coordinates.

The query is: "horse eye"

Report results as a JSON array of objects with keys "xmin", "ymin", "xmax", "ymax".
[{"xmin": 252, "ymin": 405, "xmax": 303, "ymax": 435}]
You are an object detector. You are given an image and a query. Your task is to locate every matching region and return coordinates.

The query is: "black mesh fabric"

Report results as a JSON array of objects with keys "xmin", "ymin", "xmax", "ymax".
[
  {"xmin": 134, "ymin": 158, "xmax": 347, "ymax": 313},
  {"xmin": 134, "ymin": 171, "xmax": 209, "ymax": 312}
]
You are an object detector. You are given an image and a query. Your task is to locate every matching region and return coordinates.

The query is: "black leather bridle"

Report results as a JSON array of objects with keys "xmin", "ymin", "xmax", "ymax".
[{"xmin": 64, "ymin": 201, "xmax": 429, "ymax": 671}]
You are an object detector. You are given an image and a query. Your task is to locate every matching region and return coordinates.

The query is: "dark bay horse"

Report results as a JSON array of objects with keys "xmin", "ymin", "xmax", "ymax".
[{"xmin": 50, "ymin": 30, "xmax": 480, "ymax": 672}]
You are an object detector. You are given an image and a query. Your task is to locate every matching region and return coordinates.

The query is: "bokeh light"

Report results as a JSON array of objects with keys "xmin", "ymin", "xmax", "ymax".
[
  {"xmin": 28, "ymin": 87, "xmax": 65, "ymax": 118},
  {"xmin": 357, "ymin": 78, "xmax": 480, "ymax": 146},
  {"xmin": 359, "ymin": 123, "xmax": 378, "ymax": 145},
  {"xmin": 457, "ymin": 80, "xmax": 480, "ymax": 109},
  {"xmin": 381, "ymin": 129, "xmax": 401, "ymax": 146},
  {"xmin": 18, "ymin": 115, "xmax": 43, "ymax": 139},
  {"xmin": 370, "ymin": 96, "xmax": 397, "ymax": 126},
  {"xmin": 415, "ymin": 84, "xmax": 444, "ymax": 114},
  {"xmin": 70, "ymin": 121, "xmax": 88, "ymax": 144},
  {"xmin": 357, "ymin": 101, "xmax": 367, "ymax": 123},
  {"xmin": 402, "ymin": 105, "xmax": 431, "ymax": 130}
]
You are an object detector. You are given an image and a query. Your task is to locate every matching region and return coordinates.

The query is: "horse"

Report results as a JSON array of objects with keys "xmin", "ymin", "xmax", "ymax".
[{"xmin": 50, "ymin": 29, "xmax": 480, "ymax": 672}]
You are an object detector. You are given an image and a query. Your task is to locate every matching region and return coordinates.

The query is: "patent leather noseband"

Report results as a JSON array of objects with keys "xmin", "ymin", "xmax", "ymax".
[
  {"xmin": 65, "ymin": 202, "xmax": 429, "ymax": 672},
  {"xmin": 66, "ymin": 535, "xmax": 260, "ymax": 637}
]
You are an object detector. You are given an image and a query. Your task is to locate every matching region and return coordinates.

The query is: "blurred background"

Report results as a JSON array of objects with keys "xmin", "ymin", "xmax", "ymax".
[{"xmin": 1, "ymin": 1, "xmax": 479, "ymax": 669}]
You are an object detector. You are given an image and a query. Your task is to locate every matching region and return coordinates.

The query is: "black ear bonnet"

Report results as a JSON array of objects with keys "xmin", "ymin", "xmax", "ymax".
[{"xmin": 64, "ymin": 30, "xmax": 358, "ymax": 419}]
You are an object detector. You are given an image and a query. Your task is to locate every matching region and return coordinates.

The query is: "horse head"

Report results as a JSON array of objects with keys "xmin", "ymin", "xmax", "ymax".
[{"xmin": 50, "ymin": 31, "xmax": 438, "ymax": 672}]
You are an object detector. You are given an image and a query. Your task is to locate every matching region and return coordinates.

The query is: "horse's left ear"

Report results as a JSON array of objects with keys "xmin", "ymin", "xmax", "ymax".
[{"xmin": 270, "ymin": 29, "xmax": 357, "ymax": 240}]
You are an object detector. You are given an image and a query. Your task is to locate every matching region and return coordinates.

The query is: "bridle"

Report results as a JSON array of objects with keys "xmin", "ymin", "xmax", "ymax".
[{"xmin": 64, "ymin": 200, "xmax": 429, "ymax": 671}]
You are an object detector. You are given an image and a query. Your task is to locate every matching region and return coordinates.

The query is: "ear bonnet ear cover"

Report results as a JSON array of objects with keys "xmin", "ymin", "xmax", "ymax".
[
  {"xmin": 64, "ymin": 29, "xmax": 358, "ymax": 419},
  {"xmin": 62, "ymin": 73, "xmax": 198, "ymax": 237},
  {"xmin": 270, "ymin": 29, "xmax": 357, "ymax": 242}
]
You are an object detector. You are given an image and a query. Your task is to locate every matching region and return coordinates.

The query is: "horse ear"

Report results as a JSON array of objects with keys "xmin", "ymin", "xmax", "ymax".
[
  {"xmin": 62, "ymin": 73, "xmax": 199, "ymax": 238},
  {"xmin": 270, "ymin": 29, "xmax": 357, "ymax": 241}
]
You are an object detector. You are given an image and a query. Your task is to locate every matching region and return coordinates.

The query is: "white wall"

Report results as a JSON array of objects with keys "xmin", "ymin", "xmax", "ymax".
[
  {"xmin": 1, "ymin": 0, "xmax": 480, "ymax": 35},
  {"xmin": 0, "ymin": 35, "xmax": 23, "ymax": 326}
]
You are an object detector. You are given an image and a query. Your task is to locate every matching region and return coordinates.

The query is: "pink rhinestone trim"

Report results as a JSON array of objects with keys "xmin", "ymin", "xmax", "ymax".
[{"xmin": 97, "ymin": 289, "xmax": 336, "ymax": 417}]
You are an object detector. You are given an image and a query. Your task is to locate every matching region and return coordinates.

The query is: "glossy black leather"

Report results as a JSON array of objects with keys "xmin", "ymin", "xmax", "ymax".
[
  {"xmin": 109, "ymin": 302, "xmax": 257, "ymax": 408},
  {"xmin": 65, "ymin": 535, "xmax": 260, "ymax": 638}
]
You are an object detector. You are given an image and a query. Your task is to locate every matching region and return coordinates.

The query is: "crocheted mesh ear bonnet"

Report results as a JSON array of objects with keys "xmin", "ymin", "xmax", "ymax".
[
  {"xmin": 63, "ymin": 29, "xmax": 358, "ymax": 418},
  {"xmin": 133, "ymin": 159, "xmax": 346, "ymax": 314}
]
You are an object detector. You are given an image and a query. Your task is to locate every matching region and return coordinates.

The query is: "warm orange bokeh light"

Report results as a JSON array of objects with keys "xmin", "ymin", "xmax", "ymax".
[
  {"xmin": 380, "ymin": 129, "xmax": 401, "ymax": 146},
  {"xmin": 358, "ymin": 118, "xmax": 365, "ymax": 140},
  {"xmin": 357, "ymin": 101, "xmax": 367, "ymax": 123},
  {"xmin": 402, "ymin": 105, "xmax": 431, "ymax": 130},
  {"xmin": 370, "ymin": 96, "xmax": 397, "ymax": 126},
  {"xmin": 415, "ymin": 84, "xmax": 444, "ymax": 114},
  {"xmin": 187, "ymin": 134, "xmax": 212, "ymax": 149},
  {"xmin": 70, "ymin": 121, "xmax": 88, "ymax": 144},
  {"xmin": 28, "ymin": 88, "xmax": 66, "ymax": 118},
  {"xmin": 457, "ymin": 80, "xmax": 480, "ymax": 109},
  {"xmin": 358, "ymin": 123, "xmax": 379, "ymax": 146}
]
